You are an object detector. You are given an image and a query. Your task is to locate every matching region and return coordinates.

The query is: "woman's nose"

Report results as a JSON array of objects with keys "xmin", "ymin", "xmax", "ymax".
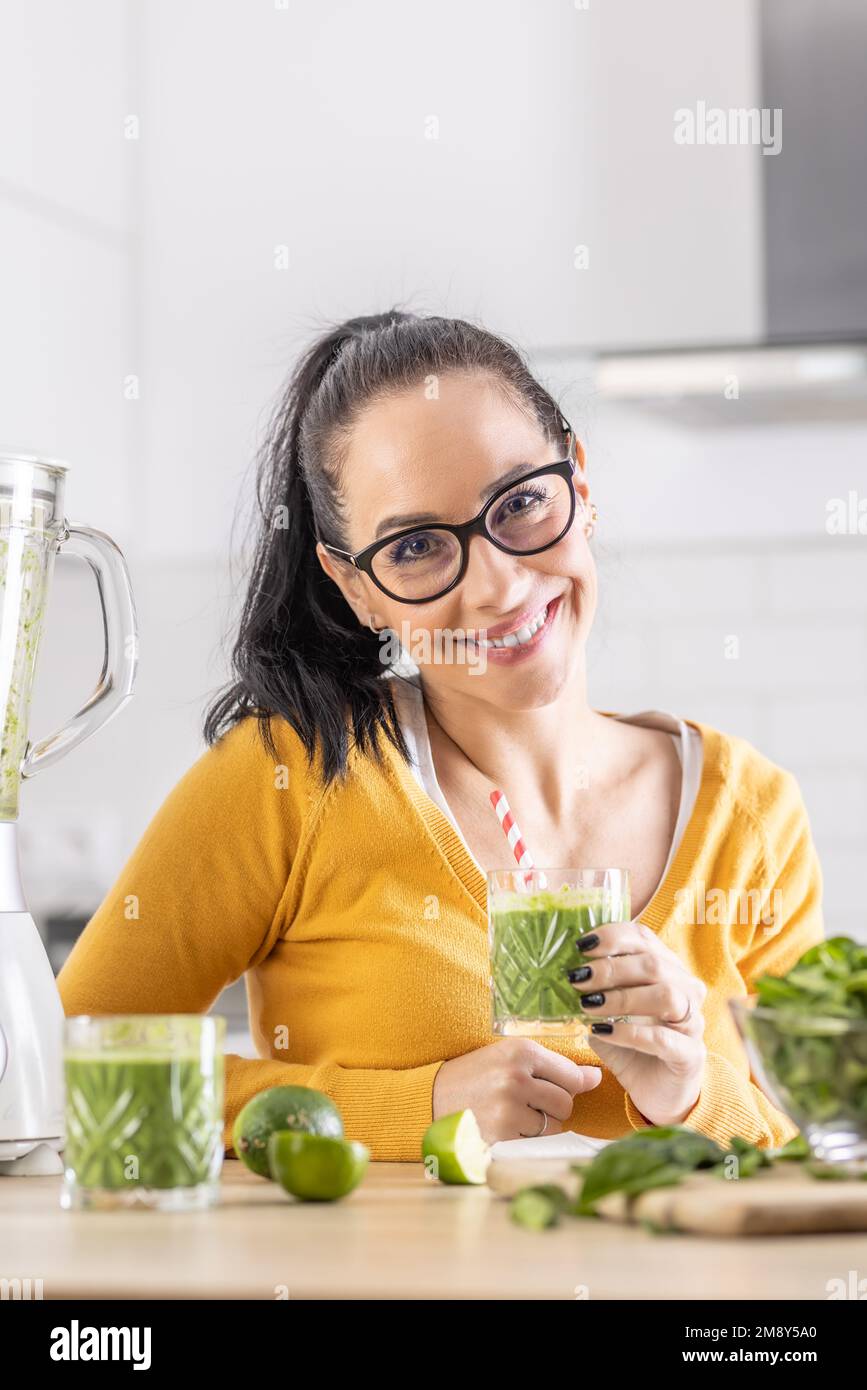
[{"xmin": 460, "ymin": 533, "xmax": 533, "ymax": 614}]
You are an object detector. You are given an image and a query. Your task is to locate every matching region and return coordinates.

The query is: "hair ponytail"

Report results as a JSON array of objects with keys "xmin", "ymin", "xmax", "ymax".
[{"xmin": 203, "ymin": 309, "xmax": 565, "ymax": 786}]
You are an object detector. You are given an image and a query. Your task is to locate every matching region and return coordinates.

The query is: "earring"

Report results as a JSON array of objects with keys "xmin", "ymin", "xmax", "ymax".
[
  {"xmin": 367, "ymin": 614, "xmax": 385, "ymax": 634},
  {"xmin": 584, "ymin": 502, "xmax": 598, "ymax": 538}
]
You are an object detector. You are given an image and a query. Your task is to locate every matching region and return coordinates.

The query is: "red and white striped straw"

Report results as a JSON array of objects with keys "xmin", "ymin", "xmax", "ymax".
[
  {"xmin": 489, "ymin": 789, "xmax": 535, "ymax": 870},
  {"xmin": 489, "ymin": 790, "xmax": 548, "ymax": 890}
]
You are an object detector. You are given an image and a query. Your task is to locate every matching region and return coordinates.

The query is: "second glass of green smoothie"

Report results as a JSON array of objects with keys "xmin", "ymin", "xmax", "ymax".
[
  {"xmin": 488, "ymin": 869, "xmax": 631, "ymax": 1037},
  {"xmin": 62, "ymin": 1014, "xmax": 225, "ymax": 1211}
]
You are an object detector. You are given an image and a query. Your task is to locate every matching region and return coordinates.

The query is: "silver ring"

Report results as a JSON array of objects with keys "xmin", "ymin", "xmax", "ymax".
[
  {"xmin": 532, "ymin": 1109, "xmax": 548, "ymax": 1138},
  {"xmin": 669, "ymin": 996, "xmax": 693, "ymax": 1026}
]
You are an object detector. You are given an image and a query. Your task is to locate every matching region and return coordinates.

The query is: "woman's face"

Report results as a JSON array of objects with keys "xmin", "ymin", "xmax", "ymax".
[{"xmin": 316, "ymin": 372, "xmax": 597, "ymax": 712}]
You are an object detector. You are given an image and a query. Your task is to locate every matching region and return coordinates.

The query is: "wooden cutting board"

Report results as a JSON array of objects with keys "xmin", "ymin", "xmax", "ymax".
[{"xmin": 488, "ymin": 1156, "xmax": 867, "ymax": 1236}]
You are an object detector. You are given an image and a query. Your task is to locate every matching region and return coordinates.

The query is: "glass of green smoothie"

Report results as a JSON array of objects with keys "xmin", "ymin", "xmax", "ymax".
[
  {"xmin": 488, "ymin": 869, "xmax": 631, "ymax": 1037},
  {"xmin": 61, "ymin": 1014, "xmax": 226, "ymax": 1211}
]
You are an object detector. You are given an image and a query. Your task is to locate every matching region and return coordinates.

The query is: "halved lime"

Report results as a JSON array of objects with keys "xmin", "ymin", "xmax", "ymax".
[
  {"xmin": 268, "ymin": 1130, "xmax": 370, "ymax": 1201},
  {"xmin": 421, "ymin": 1109, "xmax": 491, "ymax": 1184}
]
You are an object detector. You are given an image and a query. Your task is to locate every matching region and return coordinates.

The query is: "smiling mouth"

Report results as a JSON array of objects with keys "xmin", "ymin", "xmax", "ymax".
[
  {"xmin": 463, "ymin": 595, "xmax": 563, "ymax": 656},
  {"xmin": 481, "ymin": 602, "xmax": 551, "ymax": 648}
]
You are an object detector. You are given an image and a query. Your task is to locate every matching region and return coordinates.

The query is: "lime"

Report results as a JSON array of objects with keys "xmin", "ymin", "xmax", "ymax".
[
  {"xmin": 421, "ymin": 1108, "xmax": 491, "ymax": 1184},
  {"xmin": 232, "ymin": 1085, "xmax": 343, "ymax": 1178},
  {"xmin": 268, "ymin": 1131, "xmax": 370, "ymax": 1201},
  {"xmin": 510, "ymin": 1184, "xmax": 571, "ymax": 1229}
]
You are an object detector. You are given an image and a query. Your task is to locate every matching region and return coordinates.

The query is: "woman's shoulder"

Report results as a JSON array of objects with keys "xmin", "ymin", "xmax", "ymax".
[
  {"xmin": 172, "ymin": 712, "xmax": 325, "ymax": 818},
  {"xmin": 687, "ymin": 715, "xmax": 800, "ymax": 795},
  {"xmin": 685, "ymin": 715, "xmax": 812, "ymax": 851},
  {"xmin": 205, "ymin": 710, "xmax": 312, "ymax": 771}
]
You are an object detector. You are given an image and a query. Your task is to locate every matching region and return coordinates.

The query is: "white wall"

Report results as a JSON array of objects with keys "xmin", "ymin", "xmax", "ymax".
[
  {"xmin": 134, "ymin": 0, "xmax": 599, "ymax": 560},
  {"xmin": 0, "ymin": 0, "xmax": 139, "ymax": 906},
  {"xmin": 0, "ymin": 0, "xmax": 136, "ymax": 529}
]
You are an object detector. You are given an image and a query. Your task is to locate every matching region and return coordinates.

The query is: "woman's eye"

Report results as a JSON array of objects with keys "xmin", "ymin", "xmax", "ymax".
[
  {"xmin": 495, "ymin": 485, "xmax": 549, "ymax": 525},
  {"xmin": 387, "ymin": 532, "xmax": 439, "ymax": 566}
]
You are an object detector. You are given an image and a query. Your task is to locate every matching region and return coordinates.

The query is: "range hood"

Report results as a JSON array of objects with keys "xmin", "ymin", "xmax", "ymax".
[
  {"xmin": 596, "ymin": 0, "xmax": 867, "ymax": 422},
  {"xmin": 596, "ymin": 343, "xmax": 867, "ymax": 425}
]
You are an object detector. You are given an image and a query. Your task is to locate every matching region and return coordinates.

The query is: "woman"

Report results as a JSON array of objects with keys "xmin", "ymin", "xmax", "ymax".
[{"xmin": 58, "ymin": 310, "xmax": 825, "ymax": 1161}]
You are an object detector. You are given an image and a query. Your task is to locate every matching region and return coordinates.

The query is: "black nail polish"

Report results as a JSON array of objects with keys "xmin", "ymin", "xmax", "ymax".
[
  {"xmin": 590, "ymin": 1021, "xmax": 614, "ymax": 1035},
  {"xmin": 576, "ymin": 933, "xmax": 599, "ymax": 950},
  {"xmin": 567, "ymin": 965, "xmax": 592, "ymax": 984},
  {"xmin": 581, "ymin": 992, "xmax": 606, "ymax": 1008}
]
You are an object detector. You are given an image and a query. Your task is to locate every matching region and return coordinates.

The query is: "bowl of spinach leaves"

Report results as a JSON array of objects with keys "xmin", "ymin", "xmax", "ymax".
[{"xmin": 730, "ymin": 936, "xmax": 867, "ymax": 1168}]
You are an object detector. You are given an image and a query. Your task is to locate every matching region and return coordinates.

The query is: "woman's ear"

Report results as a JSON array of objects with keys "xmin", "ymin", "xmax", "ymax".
[
  {"xmin": 571, "ymin": 437, "xmax": 595, "ymax": 531},
  {"xmin": 315, "ymin": 542, "xmax": 372, "ymax": 628},
  {"xmin": 315, "ymin": 540, "xmax": 342, "ymax": 588}
]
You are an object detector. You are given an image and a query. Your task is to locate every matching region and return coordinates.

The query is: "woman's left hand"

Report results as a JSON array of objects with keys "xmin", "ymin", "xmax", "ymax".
[{"xmin": 568, "ymin": 920, "xmax": 707, "ymax": 1126}]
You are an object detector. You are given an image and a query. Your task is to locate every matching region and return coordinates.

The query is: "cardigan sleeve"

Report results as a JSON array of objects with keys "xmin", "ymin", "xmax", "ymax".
[
  {"xmin": 218, "ymin": 1055, "xmax": 446, "ymax": 1162},
  {"xmin": 56, "ymin": 715, "xmax": 447, "ymax": 1163},
  {"xmin": 57, "ymin": 716, "xmax": 304, "ymax": 1019},
  {"xmin": 624, "ymin": 768, "xmax": 826, "ymax": 1148}
]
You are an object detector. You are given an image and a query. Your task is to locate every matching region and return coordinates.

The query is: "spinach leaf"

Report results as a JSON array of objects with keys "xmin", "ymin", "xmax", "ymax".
[
  {"xmin": 771, "ymin": 1132, "xmax": 810, "ymax": 1161},
  {"xmin": 715, "ymin": 1134, "xmax": 773, "ymax": 1178},
  {"xmin": 751, "ymin": 935, "xmax": 867, "ymax": 1129},
  {"xmin": 572, "ymin": 1128, "xmax": 725, "ymax": 1214}
]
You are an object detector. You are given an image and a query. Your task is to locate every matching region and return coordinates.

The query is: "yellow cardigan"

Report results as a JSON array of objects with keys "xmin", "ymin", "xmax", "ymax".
[{"xmin": 57, "ymin": 709, "xmax": 825, "ymax": 1160}]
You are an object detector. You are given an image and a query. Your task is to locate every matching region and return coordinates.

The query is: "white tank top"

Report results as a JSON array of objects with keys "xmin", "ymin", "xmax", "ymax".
[{"xmin": 387, "ymin": 673, "xmax": 704, "ymax": 898}]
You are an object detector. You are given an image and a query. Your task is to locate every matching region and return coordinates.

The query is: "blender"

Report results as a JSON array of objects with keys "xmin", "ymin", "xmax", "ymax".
[{"xmin": 0, "ymin": 455, "xmax": 137, "ymax": 1175}]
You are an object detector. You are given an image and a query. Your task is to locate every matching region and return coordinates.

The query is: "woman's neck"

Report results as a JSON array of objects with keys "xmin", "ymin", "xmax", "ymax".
[{"xmin": 419, "ymin": 659, "xmax": 621, "ymax": 823}]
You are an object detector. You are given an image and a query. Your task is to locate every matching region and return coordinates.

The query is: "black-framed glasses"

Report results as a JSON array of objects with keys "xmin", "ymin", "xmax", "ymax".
[{"xmin": 319, "ymin": 421, "xmax": 581, "ymax": 604}]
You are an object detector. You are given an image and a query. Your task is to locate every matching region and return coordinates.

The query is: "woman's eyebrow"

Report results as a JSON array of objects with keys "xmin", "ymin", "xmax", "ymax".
[{"xmin": 373, "ymin": 460, "xmax": 534, "ymax": 539}]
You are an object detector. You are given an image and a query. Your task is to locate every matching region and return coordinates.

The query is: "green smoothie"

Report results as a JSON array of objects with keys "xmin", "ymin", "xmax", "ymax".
[
  {"xmin": 64, "ymin": 1050, "xmax": 225, "ymax": 1192},
  {"xmin": 0, "ymin": 532, "xmax": 51, "ymax": 821},
  {"xmin": 489, "ymin": 884, "xmax": 630, "ymax": 1033}
]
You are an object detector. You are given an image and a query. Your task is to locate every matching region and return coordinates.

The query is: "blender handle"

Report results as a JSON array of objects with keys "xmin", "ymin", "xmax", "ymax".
[{"xmin": 20, "ymin": 523, "xmax": 139, "ymax": 780}]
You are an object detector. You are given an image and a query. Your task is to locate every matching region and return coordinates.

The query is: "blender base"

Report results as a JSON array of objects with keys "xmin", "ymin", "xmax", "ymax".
[{"xmin": 0, "ymin": 1138, "xmax": 64, "ymax": 1175}]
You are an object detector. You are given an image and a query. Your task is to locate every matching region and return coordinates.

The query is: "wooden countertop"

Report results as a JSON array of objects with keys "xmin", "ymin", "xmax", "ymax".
[{"xmin": 2, "ymin": 1157, "xmax": 866, "ymax": 1300}]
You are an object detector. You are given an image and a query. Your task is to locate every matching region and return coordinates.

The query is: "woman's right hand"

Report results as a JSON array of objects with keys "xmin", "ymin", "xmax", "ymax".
[{"xmin": 432, "ymin": 1039, "xmax": 603, "ymax": 1143}]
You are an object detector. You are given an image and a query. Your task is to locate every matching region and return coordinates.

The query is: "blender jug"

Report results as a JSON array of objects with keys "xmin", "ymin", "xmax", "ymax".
[{"xmin": 0, "ymin": 454, "xmax": 137, "ymax": 1174}]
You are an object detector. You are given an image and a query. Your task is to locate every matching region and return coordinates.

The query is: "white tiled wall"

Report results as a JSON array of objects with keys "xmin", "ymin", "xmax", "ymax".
[{"xmin": 588, "ymin": 537, "xmax": 867, "ymax": 940}]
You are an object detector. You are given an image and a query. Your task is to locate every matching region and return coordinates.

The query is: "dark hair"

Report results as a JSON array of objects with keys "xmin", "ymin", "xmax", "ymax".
[{"xmin": 203, "ymin": 309, "xmax": 567, "ymax": 785}]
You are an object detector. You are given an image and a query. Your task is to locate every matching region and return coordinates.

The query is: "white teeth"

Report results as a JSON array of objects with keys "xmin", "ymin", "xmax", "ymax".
[{"xmin": 484, "ymin": 603, "xmax": 549, "ymax": 649}]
